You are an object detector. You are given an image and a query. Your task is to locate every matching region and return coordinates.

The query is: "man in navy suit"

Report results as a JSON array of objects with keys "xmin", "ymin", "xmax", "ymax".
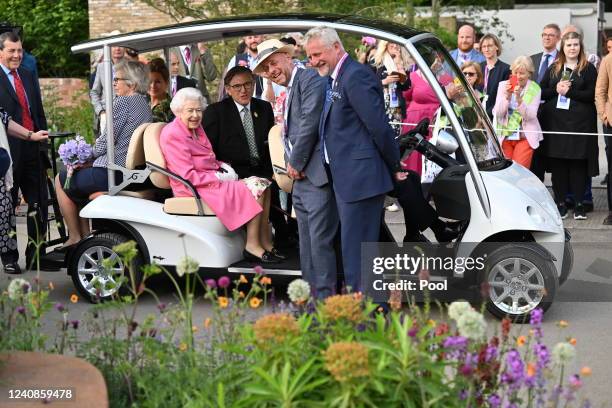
[
  {"xmin": 304, "ymin": 26, "xmax": 401, "ymax": 293},
  {"xmin": 0, "ymin": 31, "xmax": 50, "ymax": 273}
]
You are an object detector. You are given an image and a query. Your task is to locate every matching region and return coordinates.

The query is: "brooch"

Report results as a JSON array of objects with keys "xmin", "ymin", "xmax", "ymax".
[{"xmin": 254, "ymin": 111, "xmax": 259, "ymax": 118}]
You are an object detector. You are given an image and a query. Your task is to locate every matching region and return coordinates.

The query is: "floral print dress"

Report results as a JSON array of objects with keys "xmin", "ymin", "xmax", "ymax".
[{"xmin": 0, "ymin": 108, "xmax": 17, "ymax": 256}]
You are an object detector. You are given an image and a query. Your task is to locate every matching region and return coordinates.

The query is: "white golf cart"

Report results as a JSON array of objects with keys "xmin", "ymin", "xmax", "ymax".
[{"xmin": 66, "ymin": 14, "xmax": 572, "ymax": 321}]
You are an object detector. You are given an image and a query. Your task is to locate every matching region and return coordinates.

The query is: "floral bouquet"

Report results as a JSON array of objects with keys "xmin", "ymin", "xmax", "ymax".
[
  {"xmin": 358, "ymin": 36, "xmax": 377, "ymax": 56},
  {"xmin": 58, "ymin": 135, "xmax": 93, "ymax": 189}
]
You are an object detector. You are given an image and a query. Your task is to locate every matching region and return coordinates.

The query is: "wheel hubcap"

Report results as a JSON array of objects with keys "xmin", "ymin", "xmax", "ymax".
[
  {"xmin": 77, "ymin": 246, "xmax": 124, "ymax": 298},
  {"xmin": 488, "ymin": 257, "xmax": 545, "ymax": 315}
]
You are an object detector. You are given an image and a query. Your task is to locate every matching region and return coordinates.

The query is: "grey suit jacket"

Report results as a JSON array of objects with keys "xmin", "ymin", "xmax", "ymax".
[
  {"xmin": 286, "ymin": 68, "xmax": 328, "ymax": 187},
  {"xmin": 89, "ymin": 62, "xmax": 116, "ymax": 116},
  {"xmin": 171, "ymin": 45, "xmax": 218, "ymax": 102}
]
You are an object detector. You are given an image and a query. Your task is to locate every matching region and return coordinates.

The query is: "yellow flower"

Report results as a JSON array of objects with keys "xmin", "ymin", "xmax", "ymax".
[
  {"xmin": 569, "ymin": 338, "xmax": 577, "ymax": 346},
  {"xmin": 322, "ymin": 294, "xmax": 364, "ymax": 323},
  {"xmin": 261, "ymin": 276, "xmax": 272, "ymax": 285},
  {"xmin": 526, "ymin": 362, "xmax": 537, "ymax": 377},
  {"xmin": 249, "ymin": 297, "xmax": 262, "ymax": 309},
  {"xmin": 427, "ymin": 319, "xmax": 436, "ymax": 327},
  {"xmin": 253, "ymin": 313, "xmax": 299, "ymax": 349},
  {"xmin": 192, "ymin": 325, "xmax": 198, "ymax": 333},
  {"xmin": 324, "ymin": 342, "xmax": 370, "ymax": 382},
  {"xmin": 580, "ymin": 366, "xmax": 592, "ymax": 377},
  {"xmin": 558, "ymin": 320, "xmax": 569, "ymax": 328},
  {"xmin": 218, "ymin": 296, "xmax": 229, "ymax": 309},
  {"xmin": 239, "ymin": 274, "xmax": 248, "ymax": 284},
  {"xmin": 70, "ymin": 294, "xmax": 79, "ymax": 304},
  {"xmin": 517, "ymin": 335, "xmax": 527, "ymax": 347},
  {"xmin": 178, "ymin": 342, "xmax": 188, "ymax": 352}
]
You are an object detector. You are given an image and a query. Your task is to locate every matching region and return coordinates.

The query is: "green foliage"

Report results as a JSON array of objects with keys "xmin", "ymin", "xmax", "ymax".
[
  {"xmin": 42, "ymin": 84, "xmax": 94, "ymax": 144},
  {"xmin": 0, "ymin": 0, "xmax": 89, "ymax": 77}
]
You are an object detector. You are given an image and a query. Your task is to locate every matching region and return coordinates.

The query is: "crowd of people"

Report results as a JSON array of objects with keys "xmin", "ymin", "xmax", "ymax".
[{"xmin": 1, "ymin": 19, "xmax": 612, "ymax": 299}]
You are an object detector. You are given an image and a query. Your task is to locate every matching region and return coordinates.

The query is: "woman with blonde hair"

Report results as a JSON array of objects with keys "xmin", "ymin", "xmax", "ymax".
[
  {"xmin": 493, "ymin": 55, "xmax": 543, "ymax": 169},
  {"xmin": 539, "ymin": 31, "xmax": 598, "ymax": 220},
  {"xmin": 373, "ymin": 41, "xmax": 411, "ymax": 137}
]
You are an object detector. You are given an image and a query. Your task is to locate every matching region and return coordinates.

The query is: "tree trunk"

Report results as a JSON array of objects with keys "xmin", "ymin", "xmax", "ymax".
[
  {"xmin": 406, "ymin": 0, "xmax": 415, "ymax": 27},
  {"xmin": 431, "ymin": 0, "xmax": 440, "ymax": 29}
]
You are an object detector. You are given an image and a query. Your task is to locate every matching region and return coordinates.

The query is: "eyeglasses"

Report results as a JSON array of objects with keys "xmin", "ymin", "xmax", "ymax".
[
  {"xmin": 462, "ymin": 72, "xmax": 476, "ymax": 77},
  {"xmin": 228, "ymin": 81, "xmax": 254, "ymax": 91},
  {"xmin": 113, "ymin": 77, "xmax": 127, "ymax": 83}
]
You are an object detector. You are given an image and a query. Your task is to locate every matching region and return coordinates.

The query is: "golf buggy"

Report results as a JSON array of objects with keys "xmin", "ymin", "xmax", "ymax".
[{"xmin": 61, "ymin": 14, "xmax": 572, "ymax": 321}]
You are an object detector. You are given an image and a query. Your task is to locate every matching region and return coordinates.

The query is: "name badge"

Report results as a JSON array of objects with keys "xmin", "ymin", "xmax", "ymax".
[{"xmin": 556, "ymin": 94, "xmax": 570, "ymax": 110}]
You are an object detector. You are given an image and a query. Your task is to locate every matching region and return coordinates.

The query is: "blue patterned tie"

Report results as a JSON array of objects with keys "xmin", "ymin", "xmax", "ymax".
[
  {"xmin": 537, "ymin": 54, "xmax": 550, "ymax": 83},
  {"xmin": 320, "ymin": 77, "xmax": 333, "ymax": 164}
]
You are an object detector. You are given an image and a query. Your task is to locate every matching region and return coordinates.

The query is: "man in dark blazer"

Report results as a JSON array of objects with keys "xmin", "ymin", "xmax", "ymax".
[
  {"xmin": 304, "ymin": 27, "xmax": 401, "ymax": 293},
  {"xmin": 253, "ymin": 39, "xmax": 338, "ymax": 298},
  {"xmin": 0, "ymin": 31, "xmax": 50, "ymax": 273},
  {"xmin": 169, "ymin": 51, "xmax": 198, "ymax": 96},
  {"xmin": 203, "ymin": 66, "xmax": 292, "ymax": 248}
]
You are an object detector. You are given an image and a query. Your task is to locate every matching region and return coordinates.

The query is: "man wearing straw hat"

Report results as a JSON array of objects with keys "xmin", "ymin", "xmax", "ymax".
[{"xmin": 253, "ymin": 39, "xmax": 338, "ymax": 298}]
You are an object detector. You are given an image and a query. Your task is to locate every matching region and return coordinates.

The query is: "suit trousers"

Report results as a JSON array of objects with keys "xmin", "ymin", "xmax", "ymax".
[
  {"xmin": 1, "ymin": 143, "xmax": 48, "ymax": 264},
  {"xmin": 292, "ymin": 178, "xmax": 338, "ymax": 299}
]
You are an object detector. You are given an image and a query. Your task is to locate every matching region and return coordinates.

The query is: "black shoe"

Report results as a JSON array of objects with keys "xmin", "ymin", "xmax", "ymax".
[
  {"xmin": 25, "ymin": 256, "xmax": 62, "ymax": 271},
  {"xmin": 582, "ymin": 201, "xmax": 594, "ymax": 213},
  {"xmin": 434, "ymin": 222, "xmax": 462, "ymax": 242},
  {"xmin": 603, "ymin": 212, "xmax": 612, "ymax": 225},
  {"xmin": 269, "ymin": 248, "xmax": 288, "ymax": 260},
  {"xmin": 557, "ymin": 203, "xmax": 568, "ymax": 219},
  {"xmin": 564, "ymin": 199, "xmax": 575, "ymax": 210},
  {"xmin": 573, "ymin": 204, "xmax": 587, "ymax": 220},
  {"xmin": 3, "ymin": 262, "xmax": 22, "ymax": 274},
  {"xmin": 242, "ymin": 249, "xmax": 280, "ymax": 264}
]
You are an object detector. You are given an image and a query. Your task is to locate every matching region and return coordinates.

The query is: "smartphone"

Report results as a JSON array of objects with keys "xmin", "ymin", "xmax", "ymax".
[
  {"xmin": 390, "ymin": 71, "xmax": 407, "ymax": 83},
  {"xmin": 509, "ymin": 74, "xmax": 518, "ymax": 91}
]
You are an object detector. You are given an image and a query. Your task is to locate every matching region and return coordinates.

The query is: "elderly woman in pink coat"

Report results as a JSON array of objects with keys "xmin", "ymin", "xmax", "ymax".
[
  {"xmin": 160, "ymin": 88, "xmax": 282, "ymax": 264},
  {"xmin": 493, "ymin": 55, "xmax": 543, "ymax": 168}
]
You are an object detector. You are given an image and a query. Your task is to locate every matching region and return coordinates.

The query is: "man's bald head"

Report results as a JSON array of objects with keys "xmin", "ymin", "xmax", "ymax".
[{"xmin": 457, "ymin": 24, "xmax": 476, "ymax": 53}]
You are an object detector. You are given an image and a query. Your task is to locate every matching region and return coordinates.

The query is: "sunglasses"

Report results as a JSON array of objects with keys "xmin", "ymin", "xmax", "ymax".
[{"xmin": 462, "ymin": 71, "xmax": 477, "ymax": 77}]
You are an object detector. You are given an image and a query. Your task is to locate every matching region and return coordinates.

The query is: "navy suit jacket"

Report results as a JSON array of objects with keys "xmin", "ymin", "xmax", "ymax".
[
  {"xmin": 0, "ymin": 66, "xmax": 47, "ymax": 165},
  {"xmin": 319, "ymin": 56, "xmax": 399, "ymax": 203},
  {"xmin": 480, "ymin": 59, "xmax": 510, "ymax": 119}
]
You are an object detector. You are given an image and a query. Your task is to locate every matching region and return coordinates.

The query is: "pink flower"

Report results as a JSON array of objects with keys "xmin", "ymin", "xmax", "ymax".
[
  {"xmin": 361, "ymin": 36, "xmax": 376, "ymax": 47},
  {"xmin": 217, "ymin": 276, "xmax": 231, "ymax": 288}
]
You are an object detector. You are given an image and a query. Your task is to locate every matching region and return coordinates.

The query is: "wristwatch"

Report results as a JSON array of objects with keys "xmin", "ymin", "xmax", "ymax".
[{"xmin": 27, "ymin": 131, "xmax": 33, "ymax": 140}]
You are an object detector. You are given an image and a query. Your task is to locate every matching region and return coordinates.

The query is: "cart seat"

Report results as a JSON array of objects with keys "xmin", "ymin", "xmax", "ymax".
[
  {"xmin": 143, "ymin": 122, "xmax": 215, "ymax": 216},
  {"xmin": 88, "ymin": 123, "xmax": 157, "ymax": 201}
]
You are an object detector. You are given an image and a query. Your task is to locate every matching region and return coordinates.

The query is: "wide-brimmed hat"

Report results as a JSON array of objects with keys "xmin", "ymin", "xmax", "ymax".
[{"xmin": 252, "ymin": 39, "xmax": 294, "ymax": 75}]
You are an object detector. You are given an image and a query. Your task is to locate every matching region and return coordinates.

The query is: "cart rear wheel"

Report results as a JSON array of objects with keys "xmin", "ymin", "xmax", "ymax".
[{"xmin": 69, "ymin": 233, "xmax": 143, "ymax": 302}]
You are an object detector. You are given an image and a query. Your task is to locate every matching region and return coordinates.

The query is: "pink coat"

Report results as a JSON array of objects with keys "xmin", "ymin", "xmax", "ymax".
[
  {"xmin": 160, "ymin": 118, "xmax": 262, "ymax": 231},
  {"xmin": 493, "ymin": 80, "xmax": 543, "ymax": 149}
]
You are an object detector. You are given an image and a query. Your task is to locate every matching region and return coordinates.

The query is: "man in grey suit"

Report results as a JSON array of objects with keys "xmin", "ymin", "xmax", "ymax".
[
  {"xmin": 254, "ymin": 39, "xmax": 338, "ymax": 298},
  {"xmin": 89, "ymin": 44, "xmax": 124, "ymax": 135}
]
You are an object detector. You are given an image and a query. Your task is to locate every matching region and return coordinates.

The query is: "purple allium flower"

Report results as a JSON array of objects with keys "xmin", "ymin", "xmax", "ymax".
[
  {"xmin": 70, "ymin": 320, "xmax": 79, "ymax": 330},
  {"xmin": 488, "ymin": 394, "xmax": 501, "ymax": 408},
  {"xmin": 443, "ymin": 335, "xmax": 468, "ymax": 349},
  {"xmin": 460, "ymin": 364, "xmax": 473, "ymax": 376},
  {"xmin": 16, "ymin": 306, "xmax": 26, "ymax": 314},
  {"xmin": 408, "ymin": 326, "xmax": 418, "ymax": 337},
  {"xmin": 217, "ymin": 276, "xmax": 230, "ymax": 288},
  {"xmin": 157, "ymin": 302, "xmax": 167, "ymax": 312},
  {"xmin": 458, "ymin": 389, "xmax": 468, "ymax": 400},
  {"xmin": 55, "ymin": 302, "xmax": 65, "ymax": 313},
  {"xmin": 205, "ymin": 279, "xmax": 217, "ymax": 288},
  {"xmin": 253, "ymin": 265, "xmax": 264, "ymax": 275},
  {"xmin": 569, "ymin": 374, "xmax": 583, "ymax": 389}
]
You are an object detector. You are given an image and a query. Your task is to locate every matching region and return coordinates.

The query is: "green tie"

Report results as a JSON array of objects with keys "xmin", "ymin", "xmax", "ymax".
[{"xmin": 242, "ymin": 106, "xmax": 259, "ymax": 164}]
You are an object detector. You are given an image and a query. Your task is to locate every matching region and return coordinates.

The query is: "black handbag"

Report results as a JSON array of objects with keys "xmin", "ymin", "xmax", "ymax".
[{"xmin": 0, "ymin": 147, "xmax": 10, "ymax": 177}]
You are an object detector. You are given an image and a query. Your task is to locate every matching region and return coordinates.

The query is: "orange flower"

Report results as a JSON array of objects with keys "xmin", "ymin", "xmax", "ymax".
[
  {"xmin": 526, "ymin": 362, "xmax": 537, "ymax": 377},
  {"xmin": 253, "ymin": 313, "xmax": 299, "ymax": 349},
  {"xmin": 239, "ymin": 274, "xmax": 248, "ymax": 284},
  {"xmin": 517, "ymin": 335, "xmax": 527, "ymax": 347},
  {"xmin": 580, "ymin": 366, "xmax": 592, "ymax": 377},
  {"xmin": 324, "ymin": 342, "xmax": 370, "ymax": 382},
  {"xmin": 239, "ymin": 291, "xmax": 245, "ymax": 298},
  {"xmin": 323, "ymin": 294, "xmax": 365, "ymax": 323},
  {"xmin": 558, "ymin": 320, "xmax": 569, "ymax": 328},
  {"xmin": 204, "ymin": 318, "xmax": 211, "ymax": 329},
  {"xmin": 569, "ymin": 338, "xmax": 577, "ymax": 346},
  {"xmin": 218, "ymin": 296, "xmax": 229, "ymax": 309},
  {"xmin": 250, "ymin": 297, "xmax": 262, "ymax": 309},
  {"xmin": 70, "ymin": 294, "xmax": 79, "ymax": 304},
  {"xmin": 261, "ymin": 276, "xmax": 272, "ymax": 285}
]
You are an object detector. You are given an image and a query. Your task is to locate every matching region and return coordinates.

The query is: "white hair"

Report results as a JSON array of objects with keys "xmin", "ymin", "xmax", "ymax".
[
  {"xmin": 170, "ymin": 87, "xmax": 207, "ymax": 115},
  {"xmin": 304, "ymin": 26, "xmax": 344, "ymax": 50},
  {"xmin": 114, "ymin": 60, "xmax": 149, "ymax": 94}
]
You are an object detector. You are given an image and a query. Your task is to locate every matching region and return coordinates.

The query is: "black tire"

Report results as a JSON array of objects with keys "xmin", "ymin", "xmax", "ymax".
[
  {"xmin": 69, "ymin": 233, "xmax": 144, "ymax": 302},
  {"xmin": 479, "ymin": 243, "xmax": 558, "ymax": 323},
  {"xmin": 559, "ymin": 241, "xmax": 573, "ymax": 286}
]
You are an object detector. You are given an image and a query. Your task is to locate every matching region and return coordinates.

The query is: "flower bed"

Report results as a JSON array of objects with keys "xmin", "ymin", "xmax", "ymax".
[{"xmin": 0, "ymin": 243, "xmax": 592, "ymax": 407}]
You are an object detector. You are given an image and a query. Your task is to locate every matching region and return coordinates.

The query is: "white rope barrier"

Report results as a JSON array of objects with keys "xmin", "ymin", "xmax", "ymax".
[{"xmin": 389, "ymin": 121, "xmax": 612, "ymax": 138}]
